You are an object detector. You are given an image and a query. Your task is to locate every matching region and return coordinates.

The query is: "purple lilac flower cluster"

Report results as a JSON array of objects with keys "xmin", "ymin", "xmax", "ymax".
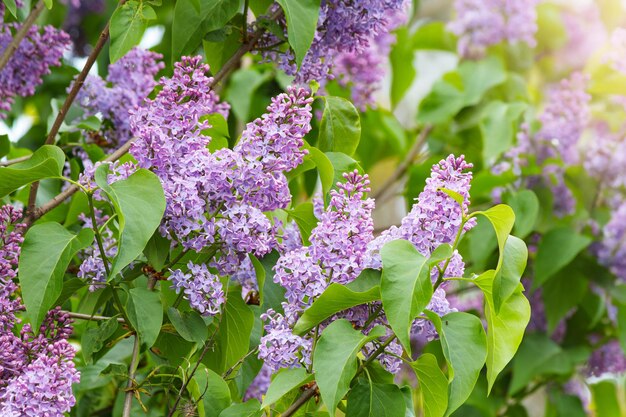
[
  {"xmin": 587, "ymin": 339, "xmax": 626, "ymax": 377},
  {"xmin": 257, "ymin": 0, "xmax": 406, "ymax": 108},
  {"xmin": 0, "ymin": 11, "xmax": 71, "ymax": 118},
  {"xmin": 448, "ymin": 0, "xmax": 538, "ymax": 59},
  {"xmin": 130, "ymin": 56, "xmax": 313, "ymax": 315},
  {"xmin": 0, "ymin": 206, "xmax": 80, "ymax": 416},
  {"xmin": 597, "ymin": 201, "xmax": 626, "ymax": 282},
  {"xmin": 258, "ymin": 155, "xmax": 474, "ymax": 381},
  {"xmin": 75, "ymin": 47, "xmax": 164, "ymax": 147}
]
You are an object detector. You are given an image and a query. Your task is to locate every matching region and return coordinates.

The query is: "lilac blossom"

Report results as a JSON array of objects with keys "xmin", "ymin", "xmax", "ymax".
[
  {"xmin": 448, "ymin": 0, "xmax": 538, "ymax": 58},
  {"xmin": 597, "ymin": 200, "xmax": 626, "ymax": 282},
  {"xmin": 243, "ymin": 364, "xmax": 272, "ymax": 401},
  {"xmin": 0, "ymin": 21, "xmax": 70, "ymax": 117},
  {"xmin": 75, "ymin": 47, "xmax": 164, "ymax": 146},
  {"xmin": 587, "ymin": 339, "xmax": 626, "ymax": 376},
  {"xmin": 169, "ymin": 262, "xmax": 225, "ymax": 316}
]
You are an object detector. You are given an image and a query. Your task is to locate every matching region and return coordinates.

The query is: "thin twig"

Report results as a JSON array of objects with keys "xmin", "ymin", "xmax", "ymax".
[
  {"xmin": 63, "ymin": 311, "xmax": 125, "ymax": 323},
  {"xmin": 0, "ymin": 0, "xmax": 46, "ymax": 72},
  {"xmin": 282, "ymin": 386, "xmax": 318, "ymax": 417},
  {"xmin": 371, "ymin": 125, "xmax": 432, "ymax": 204},
  {"xmin": 167, "ymin": 327, "xmax": 220, "ymax": 417},
  {"xmin": 0, "ymin": 155, "xmax": 30, "ymax": 166}
]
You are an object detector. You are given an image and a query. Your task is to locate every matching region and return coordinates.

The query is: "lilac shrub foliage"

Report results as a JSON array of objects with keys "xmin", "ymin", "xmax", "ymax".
[{"xmin": 0, "ymin": 206, "xmax": 79, "ymax": 416}]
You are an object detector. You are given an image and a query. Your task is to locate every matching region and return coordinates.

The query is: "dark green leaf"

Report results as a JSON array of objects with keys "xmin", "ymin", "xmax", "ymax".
[
  {"xmin": 294, "ymin": 269, "xmax": 381, "ymax": 335},
  {"xmin": 143, "ymin": 231, "xmax": 170, "ymax": 271},
  {"xmin": 167, "ymin": 307, "xmax": 208, "ymax": 344},
  {"xmin": 346, "ymin": 380, "xmax": 406, "ymax": 417},
  {"xmin": 172, "ymin": 0, "xmax": 242, "ymax": 59},
  {"xmin": 0, "ymin": 134, "xmax": 10, "ymax": 158},
  {"xmin": 509, "ymin": 334, "xmax": 562, "ymax": 395},
  {"xmin": 380, "ymin": 239, "xmax": 430, "ymax": 353},
  {"xmin": 535, "ymin": 228, "xmax": 592, "ymax": 287},
  {"xmin": 424, "ymin": 311, "xmax": 487, "ymax": 416},
  {"xmin": 276, "ymin": 0, "xmax": 321, "ymax": 66},
  {"xmin": 262, "ymin": 367, "xmax": 314, "ymax": 408},
  {"xmin": 190, "ymin": 365, "xmax": 231, "ymax": 417},
  {"xmin": 82, "ymin": 318, "xmax": 120, "ymax": 364},
  {"xmin": 0, "ymin": 145, "xmax": 65, "ymax": 197},
  {"xmin": 127, "ymin": 287, "xmax": 163, "ymax": 347},
  {"xmin": 95, "ymin": 166, "xmax": 166, "ymax": 279},
  {"xmin": 110, "ymin": 1, "xmax": 156, "ymax": 62},
  {"xmin": 313, "ymin": 320, "xmax": 385, "ymax": 413},
  {"xmin": 318, "ymin": 97, "xmax": 361, "ymax": 157},
  {"xmin": 219, "ymin": 400, "xmax": 263, "ymax": 417},
  {"xmin": 18, "ymin": 223, "xmax": 94, "ymax": 329}
]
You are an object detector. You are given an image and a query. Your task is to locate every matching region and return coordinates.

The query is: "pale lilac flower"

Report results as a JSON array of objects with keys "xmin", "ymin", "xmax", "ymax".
[{"xmin": 169, "ymin": 262, "xmax": 224, "ymax": 316}]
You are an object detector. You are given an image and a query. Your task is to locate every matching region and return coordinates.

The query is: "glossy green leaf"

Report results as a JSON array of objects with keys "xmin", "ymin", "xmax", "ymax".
[
  {"xmin": 294, "ymin": 269, "xmax": 381, "ymax": 335},
  {"xmin": 534, "ymin": 227, "xmax": 592, "ymax": 287},
  {"xmin": 206, "ymin": 287, "xmax": 254, "ymax": 373},
  {"xmin": 505, "ymin": 190, "xmax": 539, "ymax": 239},
  {"xmin": 172, "ymin": 0, "xmax": 242, "ymax": 59},
  {"xmin": 2, "ymin": 0, "xmax": 17, "ymax": 17},
  {"xmin": 127, "ymin": 287, "xmax": 163, "ymax": 348},
  {"xmin": 143, "ymin": 231, "xmax": 170, "ymax": 271},
  {"xmin": 307, "ymin": 145, "xmax": 334, "ymax": 195},
  {"xmin": 286, "ymin": 202, "xmax": 317, "ymax": 245},
  {"xmin": 318, "ymin": 96, "xmax": 361, "ymax": 157},
  {"xmin": 380, "ymin": 240, "xmax": 449, "ymax": 354},
  {"xmin": 0, "ymin": 134, "xmax": 10, "ymax": 158},
  {"xmin": 18, "ymin": 223, "xmax": 94, "ymax": 329},
  {"xmin": 424, "ymin": 311, "xmax": 487, "ymax": 416},
  {"xmin": 313, "ymin": 320, "xmax": 385, "ymax": 413},
  {"xmin": 95, "ymin": 166, "xmax": 166, "ymax": 279},
  {"xmin": 167, "ymin": 307, "xmax": 208, "ymax": 344},
  {"xmin": 261, "ymin": 367, "xmax": 314, "ymax": 408},
  {"xmin": 276, "ymin": 0, "xmax": 321, "ymax": 66},
  {"xmin": 411, "ymin": 353, "xmax": 448, "ymax": 417},
  {"xmin": 110, "ymin": 1, "xmax": 156, "ymax": 62},
  {"xmin": 219, "ymin": 400, "xmax": 263, "ymax": 417},
  {"xmin": 346, "ymin": 380, "xmax": 406, "ymax": 417},
  {"xmin": 497, "ymin": 235, "xmax": 528, "ymax": 312},
  {"xmin": 326, "ymin": 152, "xmax": 363, "ymax": 188},
  {"xmin": 190, "ymin": 365, "xmax": 231, "ymax": 417},
  {"xmin": 474, "ymin": 271, "xmax": 531, "ymax": 392},
  {"xmin": 81, "ymin": 317, "xmax": 119, "ymax": 364},
  {"xmin": 0, "ymin": 145, "xmax": 65, "ymax": 197}
]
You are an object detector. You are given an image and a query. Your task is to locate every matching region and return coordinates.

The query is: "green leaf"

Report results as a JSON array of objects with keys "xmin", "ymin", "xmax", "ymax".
[
  {"xmin": 380, "ymin": 239, "xmax": 430, "ymax": 354},
  {"xmin": 206, "ymin": 287, "xmax": 254, "ymax": 373},
  {"xmin": 590, "ymin": 381, "xmax": 623, "ymax": 417},
  {"xmin": 412, "ymin": 22, "xmax": 456, "ymax": 51},
  {"xmin": 127, "ymin": 287, "xmax": 163, "ymax": 348},
  {"xmin": 276, "ymin": 0, "xmax": 321, "ymax": 67},
  {"xmin": 325, "ymin": 152, "xmax": 363, "ymax": 188},
  {"xmin": 534, "ymin": 228, "xmax": 592, "ymax": 287},
  {"xmin": 167, "ymin": 307, "xmax": 208, "ymax": 344},
  {"xmin": 110, "ymin": 1, "xmax": 156, "ymax": 62},
  {"xmin": 203, "ymin": 113, "xmax": 231, "ymax": 151},
  {"xmin": 542, "ymin": 265, "xmax": 588, "ymax": 333},
  {"xmin": 81, "ymin": 317, "xmax": 119, "ymax": 364},
  {"xmin": 318, "ymin": 97, "xmax": 361, "ymax": 157},
  {"xmin": 346, "ymin": 380, "xmax": 406, "ymax": 417},
  {"xmin": 505, "ymin": 190, "xmax": 539, "ymax": 239},
  {"xmin": 480, "ymin": 101, "xmax": 526, "ymax": 166},
  {"xmin": 219, "ymin": 400, "xmax": 263, "ymax": 417},
  {"xmin": 261, "ymin": 367, "xmax": 314, "ymax": 408},
  {"xmin": 473, "ymin": 204, "xmax": 516, "ymax": 312},
  {"xmin": 411, "ymin": 353, "xmax": 448, "ymax": 417},
  {"xmin": 474, "ymin": 272, "xmax": 530, "ymax": 392},
  {"xmin": 143, "ymin": 231, "xmax": 170, "ymax": 271},
  {"xmin": 172, "ymin": 0, "xmax": 242, "ymax": 59},
  {"xmin": 313, "ymin": 320, "xmax": 385, "ymax": 413},
  {"xmin": 95, "ymin": 166, "xmax": 166, "ymax": 279},
  {"xmin": 226, "ymin": 69, "xmax": 273, "ymax": 122},
  {"xmin": 424, "ymin": 311, "xmax": 487, "ymax": 416},
  {"xmin": 2, "ymin": 0, "xmax": 17, "ymax": 17},
  {"xmin": 76, "ymin": 115, "xmax": 102, "ymax": 132},
  {"xmin": 307, "ymin": 145, "xmax": 334, "ymax": 195},
  {"xmin": 390, "ymin": 27, "xmax": 416, "ymax": 107},
  {"xmin": 250, "ymin": 254, "xmax": 266, "ymax": 305},
  {"xmin": 0, "ymin": 134, "xmax": 10, "ymax": 158},
  {"xmin": 509, "ymin": 334, "xmax": 563, "ymax": 395},
  {"xmin": 43, "ymin": 0, "xmax": 53, "ymax": 9},
  {"xmin": 18, "ymin": 223, "xmax": 94, "ymax": 329},
  {"xmin": 497, "ymin": 235, "xmax": 528, "ymax": 312},
  {"xmin": 0, "ymin": 145, "xmax": 65, "ymax": 197},
  {"xmin": 190, "ymin": 366, "xmax": 231, "ymax": 417},
  {"xmin": 294, "ymin": 269, "xmax": 381, "ymax": 335},
  {"xmin": 286, "ymin": 202, "xmax": 317, "ymax": 245}
]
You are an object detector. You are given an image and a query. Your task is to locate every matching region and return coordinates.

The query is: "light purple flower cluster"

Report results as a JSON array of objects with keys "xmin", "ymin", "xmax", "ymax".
[
  {"xmin": 448, "ymin": 0, "xmax": 538, "ymax": 58},
  {"xmin": 587, "ymin": 339, "xmax": 626, "ymax": 376},
  {"xmin": 553, "ymin": 5, "xmax": 606, "ymax": 73},
  {"xmin": 258, "ymin": 0, "xmax": 405, "ymax": 105},
  {"xmin": 583, "ymin": 123, "xmax": 626, "ymax": 190},
  {"xmin": 76, "ymin": 208, "xmax": 117, "ymax": 290},
  {"xmin": 0, "ymin": 206, "xmax": 80, "ymax": 416},
  {"xmin": 258, "ymin": 156, "xmax": 474, "ymax": 380},
  {"xmin": 259, "ymin": 171, "xmax": 375, "ymax": 370},
  {"xmin": 169, "ymin": 262, "xmax": 224, "ymax": 316},
  {"xmin": 130, "ymin": 56, "xmax": 313, "ymax": 315},
  {"xmin": 0, "ymin": 16, "xmax": 70, "ymax": 118},
  {"xmin": 75, "ymin": 47, "xmax": 164, "ymax": 146},
  {"xmin": 597, "ymin": 200, "xmax": 626, "ymax": 282}
]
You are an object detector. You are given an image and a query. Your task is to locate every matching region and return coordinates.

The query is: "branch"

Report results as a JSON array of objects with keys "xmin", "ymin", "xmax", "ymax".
[
  {"xmin": 282, "ymin": 385, "xmax": 318, "ymax": 417},
  {"xmin": 63, "ymin": 311, "xmax": 125, "ymax": 323},
  {"xmin": 371, "ymin": 125, "xmax": 432, "ymax": 204},
  {"xmin": 0, "ymin": 154, "xmax": 30, "ymax": 167},
  {"xmin": 0, "ymin": 0, "xmax": 46, "ymax": 72}
]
